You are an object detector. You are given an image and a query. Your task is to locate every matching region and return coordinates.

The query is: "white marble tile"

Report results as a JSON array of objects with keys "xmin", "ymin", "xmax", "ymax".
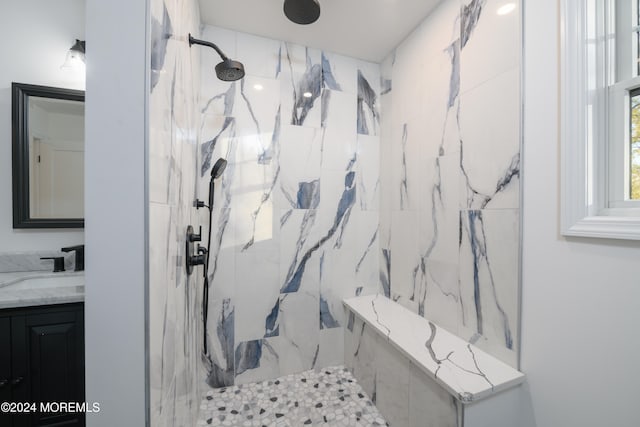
[
  {"xmin": 390, "ymin": 123, "xmax": 421, "ymax": 211},
  {"xmin": 459, "ymin": 209, "xmax": 519, "ymax": 367},
  {"xmin": 277, "ymin": 125, "xmax": 322, "ymax": 209},
  {"xmin": 234, "ymin": 339, "xmax": 281, "ymax": 385},
  {"xmin": 320, "ymin": 210, "xmax": 379, "ymax": 328},
  {"xmin": 321, "ymin": 51, "xmax": 358, "ymax": 94},
  {"xmin": 316, "ymin": 327, "xmax": 344, "ymax": 369},
  {"xmin": 376, "ymin": 338, "xmax": 410, "ymax": 427},
  {"xmin": 459, "ymin": 67, "xmax": 520, "ymax": 210},
  {"xmin": 234, "ymin": 76, "xmax": 280, "ymax": 142},
  {"xmin": 279, "ymin": 209, "xmax": 322, "ymax": 295},
  {"xmin": 355, "ymin": 134, "xmax": 380, "ymax": 211},
  {"xmin": 344, "ymin": 295, "xmax": 525, "ymax": 403},
  {"xmin": 274, "ymin": 291, "xmax": 320, "ymax": 376},
  {"xmin": 409, "ymin": 361, "xmax": 459, "ymax": 427},
  {"xmin": 346, "ymin": 319, "xmax": 379, "ymax": 399},
  {"xmin": 280, "ymin": 43, "xmax": 323, "ymax": 128},
  {"xmin": 236, "ymin": 31, "xmax": 281, "ymax": 80},
  {"xmin": 149, "ymin": 2, "xmax": 202, "ymax": 425},
  {"xmin": 321, "ymin": 89, "xmax": 357, "ymax": 138},
  {"xmin": 204, "ymin": 298, "xmax": 235, "ymax": 388},
  {"xmin": 234, "ymin": 246, "xmax": 280, "ymax": 342},
  {"xmin": 320, "ymin": 127, "xmax": 357, "ymax": 175},
  {"xmin": 389, "ymin": 210, "xmax": 420, "ymax": 308},
  {"xmin": 357, "ymin": 60, "xmax": 381, "ymax": 136},
  {"xmin": 460, "ymin": 0, "xmax": 521, "ymax": 94}
]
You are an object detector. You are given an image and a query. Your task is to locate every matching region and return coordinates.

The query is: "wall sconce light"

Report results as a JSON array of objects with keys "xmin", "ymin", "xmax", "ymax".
[{"xmin": 61, "ymin": 39, "xmax": 86, "ymax": 69}]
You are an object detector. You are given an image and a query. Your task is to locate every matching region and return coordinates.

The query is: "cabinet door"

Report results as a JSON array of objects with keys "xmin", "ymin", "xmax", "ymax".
[
  {"xmin": 24, "ymin": 307, "xmax": 84, "ymax": 427},
  {"xmin": 0, "ymin": 316, "xmax": 12, "ymax": 427}
]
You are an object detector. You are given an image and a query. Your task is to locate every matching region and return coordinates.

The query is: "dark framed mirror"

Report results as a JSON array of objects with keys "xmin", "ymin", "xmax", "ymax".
[{"xmin": 12, "ymin": 83, "xmax": 85, "ymax": 228}]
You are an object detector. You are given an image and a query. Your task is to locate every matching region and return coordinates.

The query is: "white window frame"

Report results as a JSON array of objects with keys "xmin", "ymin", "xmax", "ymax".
[{"xmin": 561, "ymin": 0, "xmax": 640, "ymax": 239}]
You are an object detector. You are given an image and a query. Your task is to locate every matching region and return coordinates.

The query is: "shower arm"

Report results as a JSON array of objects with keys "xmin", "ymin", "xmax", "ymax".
[{"xmin": 188, "ymin": 34, "xmax": 229, "ymax": 61}]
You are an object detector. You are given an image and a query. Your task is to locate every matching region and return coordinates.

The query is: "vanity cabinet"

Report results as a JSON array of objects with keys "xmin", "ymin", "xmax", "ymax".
[{"xmin": 0, "ymin": 303, "xmax": 84, "ymax": 427}]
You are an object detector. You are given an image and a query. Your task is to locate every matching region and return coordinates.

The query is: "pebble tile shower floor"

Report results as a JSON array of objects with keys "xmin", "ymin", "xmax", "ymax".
[{"xmin": 197, "ymin": 366, "xmax": 389, "ymax": 426}]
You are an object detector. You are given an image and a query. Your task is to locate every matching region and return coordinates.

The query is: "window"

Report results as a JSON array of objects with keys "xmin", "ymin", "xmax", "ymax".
[
  {"xmin": 561, "ymin": 0, "xmax": 640, "ymax": 239},
  {"xmin": 609, "ymin": 0, "xmax": 640, "ymax": 210},
  {"xmin": 630, "ymin": 88, "xmax": 640, "ymax": 199}
]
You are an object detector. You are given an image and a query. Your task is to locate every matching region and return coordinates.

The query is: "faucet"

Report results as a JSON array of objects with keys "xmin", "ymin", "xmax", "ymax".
[{"xmin": 61, "ymin": 245, "xmax": 84, "ymax": 272}]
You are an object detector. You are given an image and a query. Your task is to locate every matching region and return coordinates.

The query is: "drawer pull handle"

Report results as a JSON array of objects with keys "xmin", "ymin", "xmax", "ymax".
[
  {"xmin": 0, "ymin": 379, "xmax": 7, "ymax": 388},
  {"xmin": 10, "ymin": 376, "xmax": 23, "ymax": 386}
]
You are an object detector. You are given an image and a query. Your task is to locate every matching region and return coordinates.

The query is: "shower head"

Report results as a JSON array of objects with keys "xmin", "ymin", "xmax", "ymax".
[
  {"xmin": 211, "ymin": 158, "xmax": 227, "ymax": 179},
  {"xmin": 189, "ymin": 34, "xmax": 245, "ymax": 82},
  {"xmin": 284, "ymin": 0, "xmax": 321, "ymax": 25},
  {"xmin": 215, "ymin": 60, "xmax": 245, "ymax": 82},
  {"xmin": 208, "ymin": 158, "xmax": 227, "ymax": 208}
]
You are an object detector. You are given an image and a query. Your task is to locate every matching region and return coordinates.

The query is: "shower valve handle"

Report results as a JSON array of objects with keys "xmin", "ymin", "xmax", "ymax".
[
  {"xmin": 189, "ymin": 249, "xmax": 207, "ymax": 267},
  {"xmin": 189, "ymin": 226, "xmax": 202, "ymax": 242}
]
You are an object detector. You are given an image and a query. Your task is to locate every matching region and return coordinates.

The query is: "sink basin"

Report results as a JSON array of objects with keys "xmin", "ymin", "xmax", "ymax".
[{"xmin": 1, "ymin": 274, "xmax": 84, "ymax": 291}]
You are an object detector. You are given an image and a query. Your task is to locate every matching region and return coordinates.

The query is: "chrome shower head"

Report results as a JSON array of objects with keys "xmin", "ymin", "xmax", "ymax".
[{"xmin": 284, "ymin": 0, "xmax": 321, "ymax": 25}]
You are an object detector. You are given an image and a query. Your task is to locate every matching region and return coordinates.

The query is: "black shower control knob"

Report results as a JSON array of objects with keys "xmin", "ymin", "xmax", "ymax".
[{"xmin": 190, "ymin": 226, "xmax": 202, "ymax": 242}]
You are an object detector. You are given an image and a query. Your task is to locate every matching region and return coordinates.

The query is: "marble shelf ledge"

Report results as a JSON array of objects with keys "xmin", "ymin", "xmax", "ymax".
[{"xmin": 343, "ymin": 294, "xmax": 525, "ymax": 403}]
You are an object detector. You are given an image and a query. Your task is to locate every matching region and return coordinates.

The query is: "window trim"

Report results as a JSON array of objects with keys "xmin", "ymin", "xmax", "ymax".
[{"xmin": 560, "ymin": 0, "xmax": 640, "ymax": 240}]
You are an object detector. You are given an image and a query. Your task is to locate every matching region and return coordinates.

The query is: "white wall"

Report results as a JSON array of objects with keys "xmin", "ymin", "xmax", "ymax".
[
  {"xmin": 521, "ymin": 1, "xmax": 640, "ymax": 426},
  {"xmin": 0, "ymin": 0, "xmax": 85, "ymax": 251},
  {"xmin": 85, "ymin": 0, "xmax": 148, "ymax": 425}
]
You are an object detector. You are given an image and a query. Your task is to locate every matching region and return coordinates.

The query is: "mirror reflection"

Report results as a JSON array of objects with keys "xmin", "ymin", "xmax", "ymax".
[{"xmin": 28, "ymin": 96, "xmax": 84, "ymax": 218}]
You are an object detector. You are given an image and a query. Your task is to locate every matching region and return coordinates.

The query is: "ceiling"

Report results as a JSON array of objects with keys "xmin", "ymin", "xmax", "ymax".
[{"xmin": 198, "ymin": 0, "xmax": 442, "ymax": 62}]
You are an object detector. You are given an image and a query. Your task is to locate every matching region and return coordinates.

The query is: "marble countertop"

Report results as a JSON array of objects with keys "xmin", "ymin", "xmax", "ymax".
[
  {"xmin": 343, "ymin": 294, "xmax": 525, "ymax": 403},
  {"xmin": 0, "ymin": 271, "xmax": 84, "ymax": 309}
]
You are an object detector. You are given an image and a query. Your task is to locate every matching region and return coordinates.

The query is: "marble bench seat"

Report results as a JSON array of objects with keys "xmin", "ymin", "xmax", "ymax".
[
  {"xmin": 343, "ymin": 294, "xmax": 526, "ymax": 427},
  {"xmin": 343, "ymin": 294, "xmax": 524, "ymax": 403}
]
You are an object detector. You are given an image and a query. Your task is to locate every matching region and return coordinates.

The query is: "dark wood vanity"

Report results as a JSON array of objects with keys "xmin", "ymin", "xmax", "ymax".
[{"xmin": 0, "ymin": 303, "xmax": 84, "ymax": 427}]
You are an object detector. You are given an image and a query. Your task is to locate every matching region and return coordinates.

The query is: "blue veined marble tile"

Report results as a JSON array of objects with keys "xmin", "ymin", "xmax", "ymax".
[
  {"xmin": 235, "ymin": 340, "xmax": 262, "ymax": 375},
  {"xmin": 205, "ymin": 298, "xmax": 235, "ymax": 388},
  {"xmin": 150, "ymin": 3, "xmax": 171, "ymax": 92},
  {"xmin": 357, "ymin": 70, "xmax": 380, "ymax": 136},
  {"xmin": 380, "ymin": 248, "xmax": 391, "ymax": 298},
  {"xmin": 461, "ymin": 0, "xmax": 486, "ymax": 48},
  {"xmin": 321, "ymin": 52, "xmax": 342, "ymax": 91},
  {"xmin": 264, "ymin": 299, "xmax": 280, "ymax": 338},
  {"xmin": 201, "ymin": 116, "xmax": 235, "ymax": 177},
  {"xmin": 320, "ymin": 296, "xmax": 340, "ymax": 329},
  {"xmin": 297, "ymin": 180, "xmax": 320, "ymax": 209},
  {"xmin": 280, "ymin": 44, "xmax": 323, "ymax": 127},
  {"xmin": 459, "ymin": 209, "xmax": 518, "ymax": 360},
  {"xmin": 281, "ymin": 171, "xmax": 356, "ymax": 294}
]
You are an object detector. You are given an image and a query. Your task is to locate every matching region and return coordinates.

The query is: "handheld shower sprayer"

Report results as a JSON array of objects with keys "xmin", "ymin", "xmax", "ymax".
[
  {"xmin": 208, "ymin": 158, "xmax": 228, "ymax": 209},
  {"xmin": 193, "ymin": 157, "xmax": 228, "ymax": 364}
]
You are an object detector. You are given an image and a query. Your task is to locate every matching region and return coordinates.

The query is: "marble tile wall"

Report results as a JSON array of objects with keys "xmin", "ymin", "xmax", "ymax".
[
  {"xmin": 198, "ymin": 25, "xmax": 384, "ymax": 388},
  {"xmin": 379, "ymin": 0, "xmax": 521, "ymax": 367},
  {"xmin": 148, "ymin": 0, "xmax": 203, "ymax": 426}
]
